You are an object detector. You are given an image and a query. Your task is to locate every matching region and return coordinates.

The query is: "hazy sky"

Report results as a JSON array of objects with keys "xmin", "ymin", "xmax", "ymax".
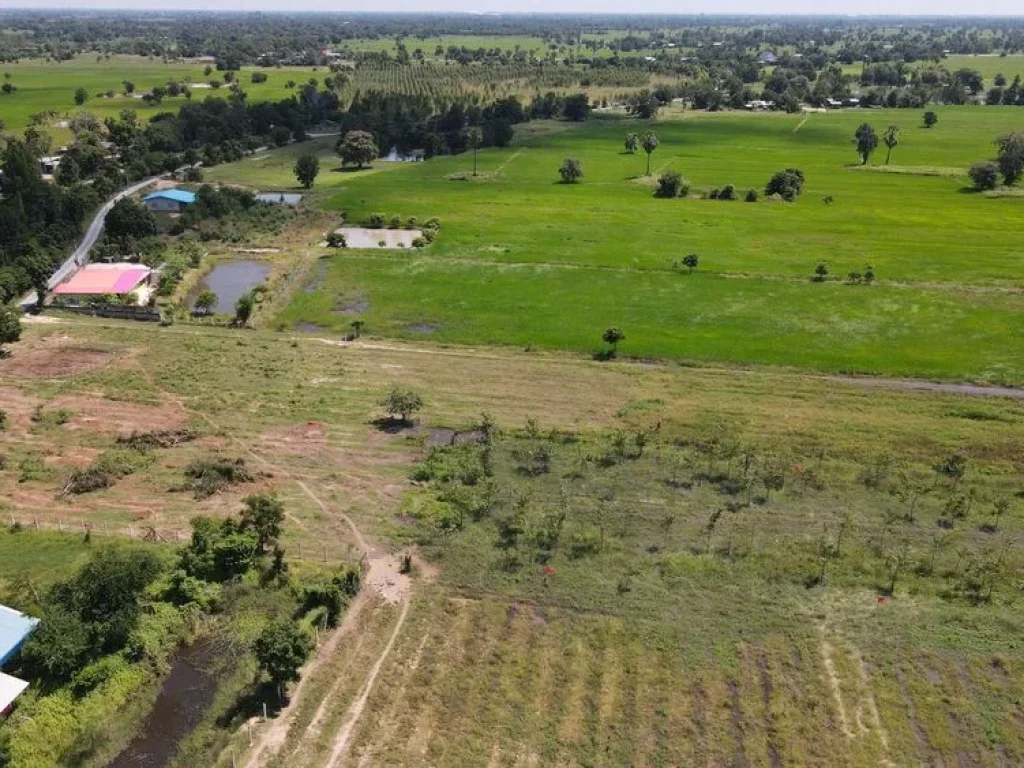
[{"xmin": 2, "ymin": 1, "xmax": 1023, "ymax": 16}]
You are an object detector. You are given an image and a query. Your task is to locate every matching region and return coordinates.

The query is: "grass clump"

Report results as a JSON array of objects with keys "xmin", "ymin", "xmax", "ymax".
[{"xmin": 181, "ymin": 457, "xmax": 254, "ymax": 499}]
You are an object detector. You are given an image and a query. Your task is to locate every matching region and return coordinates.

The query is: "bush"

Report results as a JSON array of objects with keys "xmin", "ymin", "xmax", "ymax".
[
  {"xmin": 719, "ymin": 184, "xmax": 737, "ymax": 201},
  {"xmin": 765, "ymin": 168, "xmax": 805, "ymax": 201},
  {"xmin": 745, "ymin": 188, "xmax": 759, "ymax": 202},
  {"xmin": 364, "ymin": 213, "xmax": 386, "ymax": 228},
  {"xmin": 326, "ymin": 232, "xmax": 347, "ymax": 248},
  {"xmin": 558, "ymin": 157, "xmax": 583, "ymax": 183},
  {"xmin": 411, "ymin": 237, "xmax": 427, "ymax": 248},
  {"xmin": 423, "ymin": 217, "xmax": 441, "ymax": 230},
  {"xmin": 655, "ymin": 170, "xmax": 684, "ymax": 198},
  {"xmin": 968, "ymin": 161, "xmax": 999, "ymax": 191}
]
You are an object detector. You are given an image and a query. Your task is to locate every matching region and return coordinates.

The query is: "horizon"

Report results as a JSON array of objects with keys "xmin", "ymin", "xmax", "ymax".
[{"xmin": 3, "ymin": 4, "xmax": 1024, "ymax": 19}]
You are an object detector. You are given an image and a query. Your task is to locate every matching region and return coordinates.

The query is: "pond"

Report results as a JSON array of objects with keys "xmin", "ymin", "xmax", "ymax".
[
  {"xmin": 107, "ymin": 640, "xmax": 218, "ymax": 768},
  {"xmin": 189, "ymin": 261, "xmax": 271, "ymax": 314}
]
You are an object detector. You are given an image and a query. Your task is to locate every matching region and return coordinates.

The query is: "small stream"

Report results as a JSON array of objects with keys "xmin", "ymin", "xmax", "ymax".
[
  {"xmin": 188, "ymin": 261, "xmax": 271, "ymax": 314},
  {"xmin": 106, "ymin": 640, "xmax": 218, "ymax": 768}
]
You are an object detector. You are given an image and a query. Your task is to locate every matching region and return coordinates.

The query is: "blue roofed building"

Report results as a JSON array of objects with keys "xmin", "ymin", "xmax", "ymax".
[
  {"xmin": 0, "ymin": 604, "xmax": 39, "ymax": 716},
  {"xmin": 143, "ymin": 188, "xmax": 197, "ymax": 213}
]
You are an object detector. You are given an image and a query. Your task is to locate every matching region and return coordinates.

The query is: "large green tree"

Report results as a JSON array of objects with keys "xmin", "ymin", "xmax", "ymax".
[
  {"xmin": 105, "ymin": 197, "xmax": 157, "ymax": 240},
  {"xmin": 995, "ymin": 132, "xmax": 1024, "ymax": 185},
  {"xmin": 337, "ymin": 130, "xmax": 379, "ymax": 168},
  {"xmin": 240, "ymin": 492, "xmax": 285, "ymax": 552},
  {"xmin": 254, "ymin": 619, "xmax": 311, "ymax": 691},
  {"xmin": 854, "ymin": 123, "xmax": 878, "ymax": 165},
  {"xmin": 293, "ymin": 154, "xmax": 320, "ymax": 189}
]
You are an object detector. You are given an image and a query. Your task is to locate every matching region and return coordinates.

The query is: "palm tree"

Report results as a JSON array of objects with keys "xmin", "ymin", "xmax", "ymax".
[
  {"xmin": 883, "ymin": 125, "xmax": 900, "ymax": 165},
  {"xmin": 641, "ymin": 131, "xmax": 659, "ymax": 176}
]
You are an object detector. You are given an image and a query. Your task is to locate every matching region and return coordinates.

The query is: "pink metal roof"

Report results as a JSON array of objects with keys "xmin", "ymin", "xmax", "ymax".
[{"xmin": 53, "ymin": 264, "xmax": 151, "ymax": 295}]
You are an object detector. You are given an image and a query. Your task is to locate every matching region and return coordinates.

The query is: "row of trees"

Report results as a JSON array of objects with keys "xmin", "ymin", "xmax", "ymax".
[{"xmin": 968, "ymin": 132, "xmax": 1024, "ymax": 190}]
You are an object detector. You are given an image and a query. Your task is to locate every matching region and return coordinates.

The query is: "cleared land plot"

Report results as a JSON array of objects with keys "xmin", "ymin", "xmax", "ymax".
[
  {"xmin": 334, "ymin": 227, "xmax": 422, "ymax": 249},
  {"xmin": 0, "ymin": 319, "xmax": 1021, "ymax": 768}
]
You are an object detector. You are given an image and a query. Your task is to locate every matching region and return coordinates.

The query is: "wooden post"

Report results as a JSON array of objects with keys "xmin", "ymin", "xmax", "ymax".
[
  {"xmin": 248, "ymin": 721, "xmax": 253, "ymax": 746},
  {"xmin": 323, "ymin": 544, "xmax": 327, "ymax": 563},
  {"xmin": 298, "ymin": 542, "xmax": 302, "ymax": 560},
  {"xmin": 262, "ymin": 702, "xmax": 267, "ymax": 722}
]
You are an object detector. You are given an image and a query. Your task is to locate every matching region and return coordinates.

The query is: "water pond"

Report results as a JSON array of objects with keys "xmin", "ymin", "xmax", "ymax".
[{"xmin": 189, "ymin": 261, "xmax": 271, "ymax": 314}]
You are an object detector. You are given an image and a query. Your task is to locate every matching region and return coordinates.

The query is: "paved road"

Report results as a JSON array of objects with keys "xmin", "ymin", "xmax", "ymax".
[{"xmin": 20, "ymin": 175, "xmax": 161, "ymax": 307}]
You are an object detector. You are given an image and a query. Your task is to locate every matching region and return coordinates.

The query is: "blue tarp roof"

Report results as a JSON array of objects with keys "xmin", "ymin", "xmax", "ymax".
[
  {"xmin": 0, "ymin": 605, "xmax": 38, "ymax": 666},
  {"xmin": 143, "ymin": 189, "xmax": 197, "ymax": 204}
]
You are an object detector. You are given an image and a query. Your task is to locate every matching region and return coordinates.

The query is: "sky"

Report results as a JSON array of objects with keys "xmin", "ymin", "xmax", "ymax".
[{"xmin": 1, "ymin": 1, "xmax": 1023, "ymax": 15}]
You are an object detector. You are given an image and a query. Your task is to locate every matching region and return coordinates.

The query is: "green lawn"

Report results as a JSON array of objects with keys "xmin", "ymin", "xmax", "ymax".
[
  {"xmin": 0, "ymin": 55, "xmax": 321, "ymax": 141},
  {"xmin": 942, "ymin": 54, "xmax": 1024, "ymax": 83}
]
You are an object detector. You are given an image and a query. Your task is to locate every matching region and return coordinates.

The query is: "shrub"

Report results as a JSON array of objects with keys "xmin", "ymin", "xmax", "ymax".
[
  {"xmin": 411, "ymin": 237, "xmax": 427, "ymax": 248},
  {"xmin": 744, "ymin": 188, "xmax": 759, "ymax": 202},
  {"xmin": 719, "ymin": 184, "xmax": 737, "ymax": 201},
  {"xmin": 655, "ymin": 170, "xmax": 684, "ymax": 198},
  {"xmin": 558, "ymin": 157, "xmax": 583, "ymax": 183},
  {"xmin": 423, "ymin": 217, "xmax": 441, "ymax": 230},
  {"xmin": 765, "ymin": 168, "xmax": 805, "ymax": 201},
  {"xmin": 364, "ymin": 213, "xmax": 386, "ymax": 228},
  {"xmin": 326, "ymin": 232, "xmax": 347, "ymax": 248},
  {"xmin": 707, "ymin": 188, "xmax": 720, "ymax": 200},
  {"xmin": 968, "ymin": 161, "xmax": 999, "ymax": 191}
]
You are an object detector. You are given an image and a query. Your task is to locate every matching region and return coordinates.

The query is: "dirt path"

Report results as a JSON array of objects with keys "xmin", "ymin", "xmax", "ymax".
[
  {"xmin": 242, "ymin": 589, "xmax": 370, "ymax": 768},
  {"xmin": 172, "ymin": 401, "xmax": 413, "ymax": 768},
  {"xmin": 322, "ymin": 596, "xmax": 412, "ymax": 768}
]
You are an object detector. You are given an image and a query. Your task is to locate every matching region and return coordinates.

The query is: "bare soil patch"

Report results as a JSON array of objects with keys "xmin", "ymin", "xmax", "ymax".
[
  {"xmin": 53, "ymin": 394, "xmax": 187, "ymax": 436},
  {"xmin": 0, "ymin": 347, "xmax": 114, "ymax": 379},
  {"xmin": 334, "ymin": 227, "xmax": 422, "ymax": 249}
]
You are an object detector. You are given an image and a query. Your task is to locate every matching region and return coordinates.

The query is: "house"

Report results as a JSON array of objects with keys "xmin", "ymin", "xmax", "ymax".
[
  {"xmin": 52, "ymin": 263, "xmax": 154, "ymax": 307},
  {"xmin": 0, "ymin": 605, "xmax": 38, "ymax": 717},
  {"xmin": 143, "ymin": 189, "xmax": 197, "ymax": 213}
]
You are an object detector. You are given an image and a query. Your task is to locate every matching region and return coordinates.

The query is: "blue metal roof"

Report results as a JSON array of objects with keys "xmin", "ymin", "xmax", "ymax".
[
  {"xmin": 143, "ymin": 189, "xmax": 197, "ymax": 204},
  {"xmin": 0, "ymin": 605, "xmax": 38, "ymax": 667}
]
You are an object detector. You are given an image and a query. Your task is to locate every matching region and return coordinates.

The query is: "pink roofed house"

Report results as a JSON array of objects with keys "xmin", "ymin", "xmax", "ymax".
[{"xmin": 52, "ymin": 263, "xmax": 154, "ymax": 306}]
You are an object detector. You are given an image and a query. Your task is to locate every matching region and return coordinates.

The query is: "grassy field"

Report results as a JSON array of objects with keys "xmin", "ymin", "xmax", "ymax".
[
  {"xmin": 943, "ymin": 54, "xmax": 1024, "ymax": 83},
  {"xmin": 0, "ymin": 55, "xmax": 321, "ymax": 140},
  {"xmin": 3, "ymin": 318, "xmax": 1019, "ymax": 767},
  {"xmin": 203, "ymin": 107, "xmax": 1024, "ymax": 383}
]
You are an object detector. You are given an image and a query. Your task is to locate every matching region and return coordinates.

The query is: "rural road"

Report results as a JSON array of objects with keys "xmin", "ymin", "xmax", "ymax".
[{"xmin": 19, "ymin": 175, "xmax": 161, "ymax": 307}]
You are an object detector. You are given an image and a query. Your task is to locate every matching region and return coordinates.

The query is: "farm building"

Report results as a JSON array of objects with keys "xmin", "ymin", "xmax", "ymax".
[
  {"xmin": 143, "ymin": 189, "xmax": 196, "ymax": 213},
  {"xmin": 0, "ymin": 605, "xmax": 38, "ymax": 716},
  {"xmin": 52, "ymin": 263, "xmax": 154, "ymax": 306}
]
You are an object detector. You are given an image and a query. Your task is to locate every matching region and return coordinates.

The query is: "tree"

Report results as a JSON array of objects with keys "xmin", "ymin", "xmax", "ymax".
[
  {"xmin": 995, "ymin": 132, "xmax": 1024, "ymax": 186},
  {"xmin": 73, "ymin": 87, "xmax": 88, "ymax": 105},
  {"xmin": 626, "ymin": 89, "xmax": 660, "ymax": 119},
  {"xmin": 381, "ymin": 387, "xmax": 423, "ymax": 423},
  {"xmin": 854, "ymin": 123, "xmax": 878, "ymax": 165},
  {"xmin": 336, "ymin": 130, "xmax": 379, "ymax": 168},
  {"xmin": 602, "ymin": 327, "xmax": 625, "ymax": 356},
  {"xmin": 235, "ymin": 291, "xmax": 255, "ymax": 325},
  {"xmin": 923, "ymin": 110, "xmax": 938, "ymax": 128},
  {"xmin": 558, "ymin": 157, "xmax": 583, "ymax": 184},
  {"xmin": 813, "ymin": 262, "xmax": 829, "ymax": 282},
  {"xmin": 350, "ymin": 319, "xmax": 365, "ymax": 338},
  {"xmin": 193, "ymin": 289, "xmax": 218, "ymax": 315},
  {"xmin": 968, "ymin": 161, "xmax": 999, "ymax": 191},
  {"xmin": 254, "ymin": 619, "xmax": 310, "ymax": 691},
  {"xmin": 624, "ymin": 133, "xmax": 639, "ymax": 153},
  {"xmin": 122, "ymin": 80, "xmax": 135, "ymax": 94},
  {"xmin": 561, "ymin": 93, "xmax": 590, "ymax": 122},
  {"xmin": 293, "ymin": 154, "xmax": 319, "ymax": 189},
  {"xmin": 682, "ymin": 253, "xmax": 699, "ymax": 274},
  {"xmin": 466, "ymin": 127, "xmax": 482, "ymax": 176},
  {"xmin": 240, "ymin": 492, "xmax": 284, "ymax": 552},
  {"xmin": 0, "ymin": 305, "xmax": 21, "ymax": 356},
  {"xmin": 105, "ymin": 198, "xmax": 157, "ymax": 240},
  {"xmin": 882, "ymin": 124, "xmax": 899, "ymax": 165},
  {"xmin": 655, "ymin": 170, "xmax": 683, "ymax": 198},
  {"xmin": 765, "ymin": 168, "xmax": 805, "ymax": 201},
  {"xmin": 641, "ymin": 131, "xmax": 659, "ymax": 176}
]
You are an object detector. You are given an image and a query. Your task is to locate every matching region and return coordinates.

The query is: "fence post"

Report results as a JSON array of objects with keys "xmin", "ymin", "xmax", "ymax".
[
  {"xmin": 323, "ymin": 544, "xmax": 327, "ymax": 563},
  {"xmin": 262, "ymin": 702, "xmax": 267, "ymax": 722}
]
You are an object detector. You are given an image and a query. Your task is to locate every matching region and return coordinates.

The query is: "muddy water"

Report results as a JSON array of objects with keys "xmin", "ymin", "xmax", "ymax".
[
  {"xmin": 107, "ymin": 640, "xmax": 218, "ymax": 768},
  {"xmin": 189, "ymin": 261, "xmax": 271, "ymax": 314}
]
